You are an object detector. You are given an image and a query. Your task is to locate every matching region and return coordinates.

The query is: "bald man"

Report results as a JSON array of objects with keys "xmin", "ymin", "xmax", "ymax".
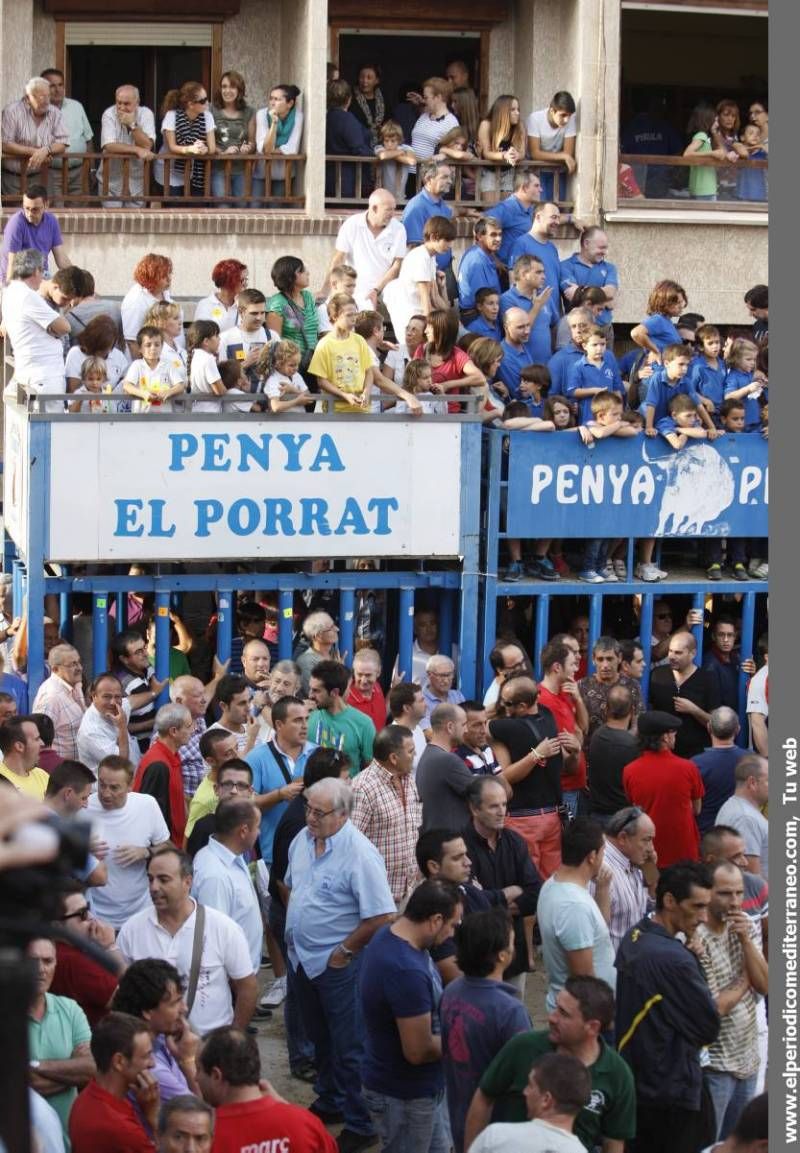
[
  {"xmin": 328, "ymin": 187, "xmax": 407, "ymax": 309},
  {"xmin": 497, "ymin": 306, "xmax": 534, "ymax": 400},
  {"xmin": 99, "ymin": 84, "xmax": 156, "ymax": 206}
]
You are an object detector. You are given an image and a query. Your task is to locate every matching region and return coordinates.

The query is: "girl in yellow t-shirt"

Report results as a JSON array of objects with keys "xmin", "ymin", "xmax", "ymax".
[{"xmin": 308, "ymin": 293, "xmax": 374, "ymax": 413}]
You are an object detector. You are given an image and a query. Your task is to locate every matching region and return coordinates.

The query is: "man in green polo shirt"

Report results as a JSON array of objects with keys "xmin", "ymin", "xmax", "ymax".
[
  {"xmin": 464, "ymin": 975, "xmax": 635, "ymax": 1153},
  {"xmin": 306, "ymin": 660, "xmax": 375, "ymax": 776}
]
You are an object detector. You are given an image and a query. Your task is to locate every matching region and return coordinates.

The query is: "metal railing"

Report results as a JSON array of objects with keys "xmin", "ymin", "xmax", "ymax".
[
  {"xmin": 619, "ymin": 152, "xmax": 768, "ymax": 206},
  {"xmin": 1, "ymin": 152, "xmax": 305, "ymax": 208},
  {"xmin": 324, "ymin": 156, "xmax": 572, "ymax": 211}
]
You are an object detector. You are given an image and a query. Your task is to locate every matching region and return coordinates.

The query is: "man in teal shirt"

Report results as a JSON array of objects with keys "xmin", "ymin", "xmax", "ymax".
[{"xmin": 307, "ymin": 660, "xmax": 375, "ymax": 775}]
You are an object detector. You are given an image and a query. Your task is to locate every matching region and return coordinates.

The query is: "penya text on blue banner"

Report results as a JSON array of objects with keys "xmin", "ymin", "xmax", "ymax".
[{"xmin": 505, "ymin": 432, "xmax": 768, "ymax": 539}]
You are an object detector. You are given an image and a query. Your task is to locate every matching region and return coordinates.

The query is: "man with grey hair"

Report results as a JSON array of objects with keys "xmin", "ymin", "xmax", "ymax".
[
  {"xmin": 100, "ymin": 84, "xmax": 156, "ymax": 206},
  {"xmin": 2, "ymin": 248, "xmax": 70, "ymax": 406},
  {"xmin": 328, "ymin": 186, "xmax": 407, "ymax": 310},
  {"xmin": 402, "ymin": 158, "xmax": 456, "ymax": 294},
  {"xmin": 490, "ymin": 167, "xmax": 543, "ymax": 268},
  {"xmin": 157, "ymin": 1094, "xmax": 213, "ymax": 1153},
  {"xmin": 286, "ymin": 775, "xmax": 394, "ymax": 1147},
  {"xmin": 296, "ymin": 610, "xmax": 340, "ymax": 695},
  {"xmin": 716, "ymin": 755, "xmax": 769, "ymax": 881},
  {"xmin": 421, "ymin": 654, "xmax": 465, "ymax": 729},
  {"xmin": 416, "ymin": 703, "xmax": 472, "ymax": 830},
  {"xmin": 345, "ymin": 647, "xmax": 387, "ymax": 730},
  {"xmin": 170, "ymin": 675, "xmax": 209, "ymax": 798},
  {"xmin": 132, "ymin": 703, "xmax": 194, "ymax": 845},
  {"xmin": 77, "ymin": 671, "xmax": 136, "ymax": 772},
  {"xmin": 32, "ymin": 643, "xmax": 86, "ymax": 759},
  {"xmin": 1, "ymin": 77, "xmax": 69, "ymax": 197},
  {"xmin": 692, "ymin": 706, "xmax": 747, "ymax": 834},
  {"xmin": 601, "ymin": 806, "xmax": 657, "ymax": 952}
]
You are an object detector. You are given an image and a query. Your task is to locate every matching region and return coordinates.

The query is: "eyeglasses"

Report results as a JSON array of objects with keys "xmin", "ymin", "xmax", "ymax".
[
  {"xmin": 219, "ymin": 781, "xmax": 253, "ymax": 793},
  {"xmin": 303, "ymin": 798, "xmax": 338, "ymax": 820},
  {"xmin": 606, "ymin": 807, "xmax": 643, "ymax": 836},
  {"xmin": 61, "ymin": 905, "xmax": 91, "ymax": 922}
]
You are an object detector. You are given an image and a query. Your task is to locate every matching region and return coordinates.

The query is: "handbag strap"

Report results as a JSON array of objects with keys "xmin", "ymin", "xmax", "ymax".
[
  {"xmin": 268, "ymin": 740, "xmax": 294, "ymax": 787},
  {"xmin": 185, "ymin": 902, "xmax": 206, "ymax": 1014}
]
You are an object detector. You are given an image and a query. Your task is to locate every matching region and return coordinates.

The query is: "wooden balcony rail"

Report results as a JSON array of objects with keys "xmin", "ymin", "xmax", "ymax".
[
  {"xmin": 1, "ymin": 152, "xmax": 306, "ymax": 209},
  {"xmin": 324, "ymin": 156, "xmax": 572, "ymax": 211},
  {"xmin": 619, "ymin": 152, "xmax": 768, "ymax": 206}
]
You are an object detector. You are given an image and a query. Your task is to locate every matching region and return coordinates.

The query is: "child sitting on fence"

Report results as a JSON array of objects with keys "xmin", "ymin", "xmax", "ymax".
[
  {"xmin": 68, "ymin": 355, "xmax": 119, "ymax": 414},
  {"xmin": 123, "ymin": 326, "xmax": 187, "ymax": 413},
  {"xmin": 657, "ymin": 392, "xmax": 709, "ymax": 450}
]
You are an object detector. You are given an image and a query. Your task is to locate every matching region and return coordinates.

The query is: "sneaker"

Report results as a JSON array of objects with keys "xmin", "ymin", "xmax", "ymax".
[
  {"xmin": 551, "ymin": 554, "xmax": 572, "ymax": 577},
  {"xmin": 529, "ymin": 557, "xmax": 560, "ymax": 582},
  {"xmin": 260, "ymin": 975, "xmax": 287, "ymax": 1008},
  {"xmin": 732, "ymin": 563, "xmax": 749, "ymax": 582},
  {"xmin": 252, "ymin": 1005, "xmax": 273, "ymax": 1020},
  {"xmin": 613, "ymin": 559, "xmax": 628, "ymax": 579},
  {"xmin": 653, "ymin": 565, "xmax": 669, "ymax": 578},
  {"xmin": 748, "ymin": 557, "xmax": 763, "ymax": 575},
  {"xmin": 635, "ymin": 562, "xmax": 664, "ymax": 582},
  {"xmin": 505, "ymin": 560, "xmax": 524, "ymax": 582},
  {"xmin": 706, "ymin": 563, "xmax": 722, "ymax": 581},
  {"xmin": 337, "ymin": 1131, "xmax": 377, "ymax": 1153},
  {"xmin": 578, "ymin": 570, "xmax": 604, "ymax": 584},
  {"xmin": 290, "ymin": 1059, "xmax": 317, "ymax": 1083},
  {"xmin": 600, "ymin": 564, "xmax": 619, "ymax": 582},
  {"xmin": 753, "ymin": 562, "xmax": 769, "ymax": 579}
]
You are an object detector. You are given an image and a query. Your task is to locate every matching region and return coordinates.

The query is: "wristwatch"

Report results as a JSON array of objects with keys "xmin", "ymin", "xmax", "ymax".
[
  {"xmin": 30, "ymin": 1060, "xmax": 41, "ymax": 1070},
  {"xmin": 336, "ymin": 943, "xmax": 354, "ymax": 961}
]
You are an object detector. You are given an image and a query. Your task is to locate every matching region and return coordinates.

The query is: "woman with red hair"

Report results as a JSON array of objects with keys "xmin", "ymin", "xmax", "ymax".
[
  {"xmin": 194, "ymin": 259, "xmax": 248, "ymax": 330},
  {"xmin": 121, "ymin": 253, "xmax": 182, "ymax": 358}
]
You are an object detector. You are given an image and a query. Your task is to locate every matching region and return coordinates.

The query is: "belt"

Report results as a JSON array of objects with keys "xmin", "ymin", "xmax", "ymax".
[{"xmin": 509, "ymin": 805, "xmax": 560, "ymax": 818}]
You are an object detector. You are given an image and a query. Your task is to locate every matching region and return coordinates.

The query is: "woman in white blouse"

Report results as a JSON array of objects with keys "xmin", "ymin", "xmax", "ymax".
[{"xmin": 254, "ymin": 84, "xmax": 304, "ymax": 203}]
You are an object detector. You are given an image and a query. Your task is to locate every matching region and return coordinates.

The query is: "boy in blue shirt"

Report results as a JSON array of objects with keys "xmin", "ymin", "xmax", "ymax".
[
  {"xmin": 705, "ymin": 399, "xmax": 751, "ymax": 581},
  {"xmin": 565, "ymin": 327, "xmax": 625, "ymax": 423},
  {"xmin": 457, "ymin": 216, "xmax": 503, "ymax": 315},
  {"xmin": 642, "ymin": 343, "xmax": 720, "ymax": 438},
  {"xmin": 518, "ymin": 363, "xmax": 551, "ymax": 418},
  {"xmin": 466, "ymin": 287, "xmax": 502, "ymax": 341},
  {"xmin": 656, "ymin": 393, "xmax": 709, "ymax": 449},
  {"xmin": 500, "ymin": 255, "xmax": 554, "ymax": 364},
  {"xmin": 578, "ymin": 391, "xmax": 639, "ymax": 583},
  {"xmin": 688, "ymin": 323, "xmax": 726, "ymax": 420}
]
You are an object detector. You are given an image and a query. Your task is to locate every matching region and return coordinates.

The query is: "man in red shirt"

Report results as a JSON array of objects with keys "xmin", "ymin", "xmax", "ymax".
[
  {"xmin": 623, "ymin": 712, "xmax": 704, "ymax": 868},
  {"xmin": 52, "ymin": 880, "xmax": 122, "ymax": 1025},
  {"xmin": 345, "ymin": 648, "xmax": 387, "ymax": 731},
  {"xmin": 537, "ymin": 640, "xmax": 587, "ymax": 817},
  {"xmin": 69, "ymin": 1011, "xmax": 159, "ymax": 1153},
  {"xmin": 196, "ymin": 1025, "xmax": 337, "ymax": 1153},
  {"xmin": 133, "ymin": 703, "xmax": 194, "ymax": 844}
]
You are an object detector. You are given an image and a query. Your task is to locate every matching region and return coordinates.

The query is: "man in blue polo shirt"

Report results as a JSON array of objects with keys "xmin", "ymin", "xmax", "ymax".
[
  {"xmin": 508, "ymin": 202, "xmax": 562, "ymax": 326},
  {"xmin": 500, "ymin": 255, "xmax": 554, "ymax": 364},
  {"xmin": 497, "ymin": 307, "xmax": 533, "ymax": 399},
  {"xmin": 491, "ymin": 169, "xmax": 542, "ymax": 268},
  {"xmin": 0, "ymin": 184, "xmax": 70, "ymax": 282},
  {"xmin": 548, "ymin": 307, "xmax": 593, "ymax": 396},
  {"xmin": 245, "ymin": 696, "xmax": 315, "ymax": 866},
  {"xmin": 559, "ymin": 227, "xmax": 618, "ymax": 331},
  {"xmin": 402, "ymin": 159, "xmax": 454, "ymax": 278},
  {"xmin": 457, "ymin": 216, "xmax": 503, "ymax": 315}
]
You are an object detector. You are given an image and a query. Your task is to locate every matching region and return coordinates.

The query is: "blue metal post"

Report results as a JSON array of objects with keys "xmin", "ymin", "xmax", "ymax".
[
  {"xmin": 640, "ymin": 594, "xmax": 654, "ymax": 705},
  {"xmin": 154, "ymin": 590, "xmax": 171, "ymax": 707},
  {"xmin": 456, "ymin": 422, "xmax": 482, "ymax": 699},
  {"xmin": 92, "ymin": 593, "xmax": 109, "ymax": 680},
  {"xmin": 339, "ymin": 588, "xmax": 355, "ymax": 666},
  {"xmin": 738, "ymin": 592, "xmax": 757, "ymax": 747},
  {"xmin": 692, "ymin": 591, "xmax": 706, "ymax": 661},
  {"xmin": 216, "ymin": 589, "xmax": 234, "ymax": 668},
  {"xmin": 533, "ymin": 595, "xmax": 550, "ymax": 681},
  {"xmin": 398, "ymin": 588, "xmax": 415, "ymax": 684},
  {"xmin": 438, "ymin": 590, "xmax": 454, "ymax": 663},
  {"xmin": 587, "ymin": 595, "xmax": 604, "ymax": 675},
  {"xmin": 115, "ymin": 592, "xmax": 127, "ymax": 633},
  {"xmin": 59, "ymin": 565, "xmax": 72, "ymax": 641},
  {"xmin": 12, "ymin": 559, "xmax": 25, "ymax": 622},
  {"xmin": 278, "ymin": 591, "xmax": 294, "ymax": 660},
  {"xmin": 480, "ymin": 430, "xmax": 503, "ymax": 692}
]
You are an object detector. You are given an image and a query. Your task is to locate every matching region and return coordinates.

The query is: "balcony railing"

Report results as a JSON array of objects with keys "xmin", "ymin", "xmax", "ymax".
[
  {"xmin": 324, "ymin": 157, "xmax": 572, "ymax": 211},
  {"xmin": 1, "ymin": 152, "xmax": 305, "ymax": 209},
  {"xmin": 619, "ymin": 152, "xmax": 768, "ymax": 207}
]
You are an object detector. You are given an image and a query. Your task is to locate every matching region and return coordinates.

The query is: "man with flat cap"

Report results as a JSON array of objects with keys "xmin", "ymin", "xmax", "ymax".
[{"xmin": 622, "ymin": 711, "xmax": 705, "ymax": 868}]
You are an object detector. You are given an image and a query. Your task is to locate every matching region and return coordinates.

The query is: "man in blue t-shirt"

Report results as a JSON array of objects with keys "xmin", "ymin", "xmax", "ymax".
[
  {"xmin": 360, "ymin": 880, "xmax": 463, "ymax": 1151},
  {"xmin": 402, "ymin": 159, "xmax": 455, "ymax": 275},
  {"xmin": 245, "ymin": 696, "xmax": 315, "ymax": 863},
  {"xmin": 489, "ymin": 169, "xmax": 542, "ymax": 268},
  {"xmin": 497, "ymin": 308, "xmax": 534, "ymax": 400},
  {"xmin": 559, "ymin": 227, "xmax": 618, "ymax": 328},
  {"xmin": 548, "ymin": 308, "xmax": 593, "ymax": 396},
  {"xmin": 500, "ymin": 254, "xmax": 554, "ymax": 364},
  {"xmin": 507, "ymin": 202, "xmax": 562, "ymax": 323},
  {"xmin": 0, "ymin": 184, "xmax": 70, "ymax": 282},
  {"xmin": 457, "ymin": 216, "xmax": 503, "ymax": 313},
  {"xmin": 691, "ymin": 705, "xmax": 747, "ymax": 833}
]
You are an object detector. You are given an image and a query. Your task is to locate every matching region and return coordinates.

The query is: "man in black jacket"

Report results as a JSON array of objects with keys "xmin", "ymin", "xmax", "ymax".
[{"xmin": 616, "ymin": 860, "xmax": 720, "ymax": 1153}]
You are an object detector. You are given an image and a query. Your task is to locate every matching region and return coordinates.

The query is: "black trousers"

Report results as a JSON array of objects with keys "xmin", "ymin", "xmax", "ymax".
[{"xmin": 628, "ymin": 1085, "xmax": 716, "ymax": 1153}]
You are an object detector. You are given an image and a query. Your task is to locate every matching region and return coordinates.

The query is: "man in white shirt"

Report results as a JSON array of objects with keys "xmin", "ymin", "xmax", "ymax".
[
  {"xmin": 41, "ymin": 69, "xmax": 93, "ymax": 196},
  {"xmin": 326, "ymin": 188, "xmax": 407, "ymax": 310},
  {"xmin": 117, "ymin": 845, "xmax": 258, "ymax": 1035},
  {"xmin": 99, "ymin": 84, "xmax": 156, "ymax": 206},
  {"xmin": 32, "ymin": 644, "xmax": 86, "ymax": 760},
  {"xmin": 746, "ymin": 647, "xmax": 768, "ymax": 756},
  {"xmin": 388, "ymin": 682, "xmax": 427, "ymax": 770},
  {"xmin": 2, "ymin": 248, "xmax": 69, "ymax": 406},
  {"xmin": 218, "ymin": 288, "xmax": 277, "ymax": 391},
  {"xmin": 468, "ymin": 1052, "xmax": 590, "ymax": 1153},
  {"xmin": 86, "ymin": 755, "xmax": 171, "ymax": 929},
  {"xmin": 77, "ymin": 673, "xmax": 137, "ymax": 774},
  {"xmin": 191, "ymin": 798, "xmax": 263, "ymax": 972}
]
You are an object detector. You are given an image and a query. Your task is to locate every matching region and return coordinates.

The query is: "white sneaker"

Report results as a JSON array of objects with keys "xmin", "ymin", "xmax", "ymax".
[
  {"xmin": 600, "ymin": 564, "xmax": 619, "ymax": 583},
  {"xmin": 748, "ymin": 558, "xmax": 763, "ymax": 575},
  {"xmin": 635, "ymin": 562, "xmax": 664, "ymax": 582},
  {"xmin": 260, "ymin": 975, "xmax": 287, "ymax": 1008},
  {"xmin": 753, "ymin": 562, "xmax": 768, "ymax": 579},
  {"xmin": 654, "ymin": 566, "xmax": 669, "ymax": 578}
]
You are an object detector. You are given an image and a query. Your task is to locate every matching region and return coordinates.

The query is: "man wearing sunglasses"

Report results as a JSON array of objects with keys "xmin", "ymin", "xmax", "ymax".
[{"xmin": 52, "ymin": 879, "xmax": 123, "ymax": 1026}]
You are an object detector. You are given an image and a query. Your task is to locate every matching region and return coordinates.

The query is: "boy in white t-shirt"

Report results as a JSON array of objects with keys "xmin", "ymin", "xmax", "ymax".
[
  {"xmin": 218, "ymin": 288, "xmax": 277, "ymax": 390},
  {"xmin": 123, "ymin": 326, "xmax": 187, "ymax": 413},
  {"xmin": 316, "ymin": 263, "xmax": 358, "ymax": 335}
]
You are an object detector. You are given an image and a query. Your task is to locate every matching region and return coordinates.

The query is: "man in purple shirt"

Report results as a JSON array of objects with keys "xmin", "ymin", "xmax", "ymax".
[{"xmin": 1, "ymin": 184, "xmax": 70, "ymax": 282}]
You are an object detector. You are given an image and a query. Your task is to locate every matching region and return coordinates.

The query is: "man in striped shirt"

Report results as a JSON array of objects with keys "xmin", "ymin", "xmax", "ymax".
[
  {"xmin": 1, "ymin": 77, "xmax": 69, "ymax": 197},
  {"xmin": 600, "ymin": 806, "xmax": 656, "ymax": 953},
  {"xmin": 351, "ymin": 725, "xmax": 422, "ymax": 907}
]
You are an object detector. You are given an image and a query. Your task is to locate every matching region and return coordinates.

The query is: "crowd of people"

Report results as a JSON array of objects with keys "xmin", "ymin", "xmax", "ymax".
[
  {"xmin": 0, "ymin": 580, "xmax": 770, "ymax": 1153},
  {"xmin": 0, "ymin": 67, "xmax": 768, "ymax": 207}
]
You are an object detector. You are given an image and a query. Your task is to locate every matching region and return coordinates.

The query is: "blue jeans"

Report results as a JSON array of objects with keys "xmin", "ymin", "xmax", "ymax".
[
  {"xmin": 581, "ymin": 539, "xmax": 609, "ymax": 574},
  {"xmin": 704, "ymin": 1069, "xmax": 758, "ymax": 1140},
  {"xmin": 294, "ymin": 953, "xmax": 374, "ymax": 1136},
  {"xmin": 211, "ymin": 167, "xmax": 246, "ymax": 199},
  {"xmin": 362, "ymin": 1088, "xmax": 449, "ymax": 1153},
  {"xmin": 268, "ymin": 901, "xmax": 314, "ymax": 1070},
  {"xmin": 562, "ymin": 789, "xmax": 584, "ymax": 818}
]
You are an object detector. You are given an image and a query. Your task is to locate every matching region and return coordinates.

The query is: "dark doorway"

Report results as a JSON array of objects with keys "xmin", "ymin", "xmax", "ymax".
[
  {"xmin": 68, "ymin": 45, "xmax": 210, "ymax": 143},
  {"xmin": 337, "ymin": 33, "xmax": 480, "ymax": 121}
]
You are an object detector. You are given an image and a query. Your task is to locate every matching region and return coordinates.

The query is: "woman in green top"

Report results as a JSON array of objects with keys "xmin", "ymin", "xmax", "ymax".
[
  {"xmin": 211, "ymin": 70, "xmax": 256, "ymax": 200},
  {"xmin": 684, "ymin": 104, "xmax": 729, "ymax": 201},
  {"xmin": 266, "ymin": 255, "xmax": 319, "ymax": 375}
]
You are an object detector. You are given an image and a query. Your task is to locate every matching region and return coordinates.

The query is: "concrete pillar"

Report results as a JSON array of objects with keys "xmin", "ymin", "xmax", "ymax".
[
  {"xmin": 0, "ymin": 0, "xmax": 34, "ymax": 112},
  {"xmin": 299, "ymin": 0, "xmax": 328, "ymax": 217},
  {"xmin": 572, "ymin": 0, "xmax": 621, "ymax": 223}
]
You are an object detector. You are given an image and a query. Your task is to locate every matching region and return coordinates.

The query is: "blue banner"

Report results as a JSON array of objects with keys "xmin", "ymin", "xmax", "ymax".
[{"xmin": 505, "ymin": 432, "xmax": 768, "ymax": 538}]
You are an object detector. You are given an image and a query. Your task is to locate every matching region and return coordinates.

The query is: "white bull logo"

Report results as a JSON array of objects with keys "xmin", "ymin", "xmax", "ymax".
[{"xmin": 646, "ymin": 442, "xmax": 735, "ymax": 535}]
